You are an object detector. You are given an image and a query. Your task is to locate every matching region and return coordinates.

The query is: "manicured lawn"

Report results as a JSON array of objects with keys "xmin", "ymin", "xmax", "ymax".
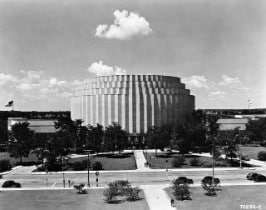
[
  {"xmin": 165, "ymin": 185, "xmax": 266, "ymax": 210},
  {"xmin": 0, "ymin": 152, "xmax": 39, "ymax": 166},
  {"xmin": 240, "ymin": 146, "xmax": 266, "ymax": 160},
  {"xmin": 69, "ymin": 152, "xmax": 137, "ymax": 170},
  {"xmin": 0, "ymin": 189, "xmax": 149, "ymax": 210},
  {"xmin": 146, "ymin": 152, "xmax": 253, "ymax": 169}
]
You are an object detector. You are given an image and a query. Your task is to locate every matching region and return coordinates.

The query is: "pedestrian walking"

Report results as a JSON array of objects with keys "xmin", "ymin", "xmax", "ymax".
[{"xmin": 171, "ymin": 198, "xmax": 175, "ymax": 207}]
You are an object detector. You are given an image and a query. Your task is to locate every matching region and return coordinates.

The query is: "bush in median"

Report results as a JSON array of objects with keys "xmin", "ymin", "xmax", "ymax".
[
  {"xmin": 257, "ymin": 151, "xmax": 266, "ymax": 161},
  {"xmin": 201, "ymin": 176, "xmax": 221, "ymax": 196},
  {"xmin": 171, "ymin": 177, "xmax": 192, "ymax": 201},
  {"xmin": 103, "ymin": 180, "xmax": 141, "ymax": 203},
  {"xmin": 92, "ymin": 161, "xmax": 103, "ymax": 170},
  {"xmin": 190, "ymin": 157, "xmax": 201, "ymax": 166},
  {"xmin": 172, "ymin": 156, "xmax": 185, "ymax": 168}
]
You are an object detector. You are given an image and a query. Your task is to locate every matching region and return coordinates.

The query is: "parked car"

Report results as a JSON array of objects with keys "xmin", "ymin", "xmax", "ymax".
[
  {"xmin": 246, "ymin": 173, "xmax": 258, "ymax": 181},
  {"xmin": 2, "ymin": 180, "xmax": 21, "ymax": 188},
  {"xmin": 254, "ymin": 174, "xmax": 266, "ymax": 182}
]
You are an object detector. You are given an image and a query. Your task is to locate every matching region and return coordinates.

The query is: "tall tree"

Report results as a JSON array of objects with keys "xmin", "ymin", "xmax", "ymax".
[
  {"xmin": 217, "ymin": 128, "xmax": 241, "ymax": 164},
  {"xmin": 104, "ymin": 122, "xmax": 128, "ymax": 153},
  {"xmin": 169, "ymin": 121, "xmax": 193, "ymax": 154},
  {"xmin": 146, "ymin": 125, "xmax": 168, "ymax": 155},
  {"xmin": 246, "ymin": 118, "xmax": 266, "ymax": 143},
  {"xmin": 8, "ymin": 122, "xmax": 34, "ymax": 164},
  {"xmin": 55, "ymin": 118, "xmax": 87, "ymax": 153},
  {"xmin": 87, "ymin": 124, "xmax": 104, "ymax": 154}
]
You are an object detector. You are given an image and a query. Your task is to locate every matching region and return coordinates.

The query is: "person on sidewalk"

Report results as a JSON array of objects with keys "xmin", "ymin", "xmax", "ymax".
[{"xmin": 171, "ymin": 198, "xmax": 175, "ymax": 207}]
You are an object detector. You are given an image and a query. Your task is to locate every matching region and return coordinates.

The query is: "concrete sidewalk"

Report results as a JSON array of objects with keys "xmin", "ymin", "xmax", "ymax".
[
  {"xmin": 142, "ymin": 184, "xmax": 173, "ymax": 210},
  {"xmin": 134, "ymin": 150, "xmax": 150, "ymax": 171},
  {"xmin": 8, "ymin": 165, "xmax": 37, "ymax": 175}
]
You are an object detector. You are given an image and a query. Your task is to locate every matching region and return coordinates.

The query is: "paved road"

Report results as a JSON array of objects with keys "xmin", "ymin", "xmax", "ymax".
[{"xmin": 2, "ymin": 168, "xmax": 266, "ymax": 189}]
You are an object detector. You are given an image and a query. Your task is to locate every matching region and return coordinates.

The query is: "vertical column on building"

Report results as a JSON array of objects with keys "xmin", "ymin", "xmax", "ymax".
[
  {"xmin": 136, "ymin": 78, "xmax": 140, "ymax": 133},
  {"xmin": 89, "ymin": 95, "xmax": 93, "ymax": 125},
  {"xmin": 121, "ymin": 79, "xmax": 126, "ymax": 130},
  {"xmin": 84, "ymin": 95, "xmax": 88, "ymax": 125},
  {"xmin": 95, "ymin": 94, "xmax": 99, "ymax": 125},
  {"xmin": 128, "ymin": 75, "xmax": 133, "ymax": 133},
  {"xmin": 132, "ymin": 75, "xmax": 137, "ymax": 133},
  {"xmin": 101, "ymin": 93, "xmax": 105, "ymax": 128}
]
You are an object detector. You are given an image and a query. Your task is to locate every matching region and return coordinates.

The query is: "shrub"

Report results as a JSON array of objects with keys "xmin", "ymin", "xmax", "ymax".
[
  {"xmin": 103, "ymin": 180, "xmax": 141, "ymax": 203},
  {"xmin": 173, "ymin": 184, "xmax": 190, "ymax": 201},
  {"xmin": 73, "ymin": 160, "xmax": 89, "ymax": 171},
  {"xmin": 123, "ymin": 185, "xmax": 141, "ymax": 201},
  {"xmin": 92, "ymin": 161, "xmax": 103, "ymax": 170},
  {"xmin": 74, "ymin": 183, "xmax": 87, "ymax": 194},
  {"xmin": 171, "ymin": 177, "xmax": 192, "ymax": 200},
  {"xmin": 172, "ymin": 156, "xmax": 185, "ymax": 168},
  {"xmin": 103, "ymin": 180, "xmax": 129, "ymax": 203},
  {"xmin": 215, "ymin": 161, "xmax": 227, "ymax": 167},
  {"xmin": 0, "ymin": 159, "xmax": 11, "ymax": 172},
  {"xmin": 190, "ymin": 158, "xmax": 201, "ymax": 166},
  {"xmin": 103, "ymin": 187, "xmax": 115, "ymax": 203},
  {"xmin": 201, "ymin": 176, "xmax": 221, "ymax": 196},
  {"xmin": 257, "ymin": 151, "xmax": 266, "ymax": 161},
  {"xmin": 203, "ymin": 162, "xmax": 212, "ymax": 168}
]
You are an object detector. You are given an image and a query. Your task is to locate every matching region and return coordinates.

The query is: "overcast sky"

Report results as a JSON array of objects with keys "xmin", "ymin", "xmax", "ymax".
[{"xmin": 0, "ymin": 0, "xmax": 266, "ymax": 111}]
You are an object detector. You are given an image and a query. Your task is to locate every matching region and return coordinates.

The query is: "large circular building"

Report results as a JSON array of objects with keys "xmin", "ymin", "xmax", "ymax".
[{"xmin": 71, "ymin": 75, "xmax": 195, "ymax": 136}]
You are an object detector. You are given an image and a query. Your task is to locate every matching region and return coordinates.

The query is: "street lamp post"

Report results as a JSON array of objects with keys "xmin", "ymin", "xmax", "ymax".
[
  {"xmin": 205, "ymin": 113, "xmax": 216, "ymax": 182},
  {"xmin": 84, "ymin": 150, "xmax": 90, "ymax": 187},
  {"xmin": 212, "ymin": 137, "xmax": 215, "ymax": 180},
  {"xmin": 239, "ymin": 136, "xmax": 243, "ymax": 169},
  {"xmin": 87, "ymin": 152, "xmax": 90, "ymax": 187}
]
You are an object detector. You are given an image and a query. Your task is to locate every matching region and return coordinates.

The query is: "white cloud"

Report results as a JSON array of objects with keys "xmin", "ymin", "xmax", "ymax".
[
  {"xmin": 88, "ymin": 60, "xmax": 127, "ymax": 76},
  {"xmin": 48, "ymin": 77, "xmax": 66, "ymax": 88},
  {"xmin": 17, "ymin": 71, "xmax": 43, "ymax": 90},
  {"xmin": 0, "ymin": 73, "xmax": 17, "ymax": 86},
  {"xmin": 0, "ymin": 71, "xmax": 71, "ymax": 99},
  {"xmin": 0, "ymin": 70, "xmax": 75, "ymax": 110},
  {"xmin": 182, "ymin": 75, "xmax": 209, "ymax": 89},
  {"xmin": 95, "ymin": 10, "xmax": 152, "ymax": 40},
  {"xmin": 209, "ymin": 90, "xmax": 226, "ymax": 100},
  {"xmin": 71, "ymin": 80, "xmax": 83, "ymax": 86},
  {"xmin": 219, "ymin": 75, "xmax": 248, "ymax": 90}
]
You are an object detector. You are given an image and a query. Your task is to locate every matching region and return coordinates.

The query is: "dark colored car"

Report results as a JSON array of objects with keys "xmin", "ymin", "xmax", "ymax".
[
  {"xmin": 173, "ymin": 177, "xmax": 194, "ymax": 185},
  {"xmin": 246, "ymin": 173, "xmax": 258, "ymax": 180},
  {"xmin": 254, "ymin": 174, "xmax": 266, "ymax": 182},
  {"xmin": 2, "ymin": 180, "xmax": 21, "ymax": 188}
]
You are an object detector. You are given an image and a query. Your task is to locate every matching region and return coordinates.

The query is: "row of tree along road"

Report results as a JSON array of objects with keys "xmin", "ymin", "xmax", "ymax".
[{"xmin": 2, "ymin": 112, "xmax": 266, "ymax": 172}]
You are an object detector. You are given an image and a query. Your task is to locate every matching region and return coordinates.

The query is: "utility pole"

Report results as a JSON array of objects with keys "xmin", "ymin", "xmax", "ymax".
[
  {"xmin": 205, "ymin": 113, "xmax": 216, "ymax": 182},
  {"xmin": 84, "ymin": 150, "xmax": 90, "ymax": 187},
  {"xmin": 87, "ymin": 152, "xmax": 90, "ymax": 187}
]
